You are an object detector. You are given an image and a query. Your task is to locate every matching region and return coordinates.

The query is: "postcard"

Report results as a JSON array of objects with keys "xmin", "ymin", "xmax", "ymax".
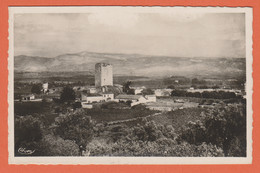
[{"xmin": 8, "ymin": 6, "xmax": 253, "ymax": 164}]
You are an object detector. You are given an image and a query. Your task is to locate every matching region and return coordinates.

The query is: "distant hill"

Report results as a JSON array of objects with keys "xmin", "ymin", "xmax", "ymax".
[{"xmin": 14, "ymin": 51, "xmax": 246, "ymax": 78}]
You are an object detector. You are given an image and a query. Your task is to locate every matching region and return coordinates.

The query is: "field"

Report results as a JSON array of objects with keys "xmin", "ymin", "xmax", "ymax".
[
  {"xmin": 84, "ymin": 105, "xmax": 157, "ymax": 123},
  {"xmin": 147, "ymin": 107, "xmax": 205, "ymax": 131},
  {"xmin": 146, "ymin": 97, "xmax": 199, "ymax": 111}
]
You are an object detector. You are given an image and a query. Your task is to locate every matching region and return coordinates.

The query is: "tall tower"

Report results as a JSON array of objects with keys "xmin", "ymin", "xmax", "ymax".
[{"xmin": 95, "ymin": 63, "xmax": 113, "ymax": 87}]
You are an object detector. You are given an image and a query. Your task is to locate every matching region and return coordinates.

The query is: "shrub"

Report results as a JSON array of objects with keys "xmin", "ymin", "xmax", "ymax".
[
  {"xmin": 31, "ymin": 84, "xmax": 41, "ymax": 94},
  {"xmin": 53, "ymin": 109, "xmax": 94, "ymax": 148},
  {"xmin": 15, "ymin": 115, "xmax": 43, "ymax": 156},
  {"xmin": 179, "ymin": 104, "xmax": 246, "ymax": 156},
  {"xmin": 41, "ymin": 134, "xmax": 80, "ymax": 156},
  {"xmin": 60, "ymin": 86, "xmax": 76, "ymax": 103}
]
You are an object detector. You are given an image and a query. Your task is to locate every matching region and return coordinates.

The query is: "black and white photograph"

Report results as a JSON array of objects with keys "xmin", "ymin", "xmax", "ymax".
[{"xmin": 8, "ymin": 7, "xmax": 252, "ymax": 164}]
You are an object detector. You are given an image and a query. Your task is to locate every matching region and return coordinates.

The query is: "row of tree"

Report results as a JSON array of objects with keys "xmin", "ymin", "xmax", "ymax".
[{"xmin": 171, "ymin": 90, "xmax": 240, "ymax": 99}]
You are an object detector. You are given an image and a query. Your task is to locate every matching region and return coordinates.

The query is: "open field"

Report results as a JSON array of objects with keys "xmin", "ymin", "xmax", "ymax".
[
  {"xmin": 147, "ymin": 107, "xmax": 205, "ymax": 131},
  {"xmin": 146, "ymin": 97, "xmax": 199, "ymax": 111},
  {"xmin": 84, "ymin": 105, "xmax": 157, "ymax": 123}
]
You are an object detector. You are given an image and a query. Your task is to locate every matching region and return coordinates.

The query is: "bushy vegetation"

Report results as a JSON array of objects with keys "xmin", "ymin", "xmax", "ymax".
[
  {"xmin": 86, "ymin": 104, "xmax": 157, "ymax": 123},
  {"xmin": 15, "ymin": 110, "xmax": 94, "ymax": 156},
  {"xmin": 40, "ymin": 134, "xmax": 80, "ymax": 156},
  {"xmin": 53, "ymin": 109, "xmax": 94, "ymax": 149},
  {"xmin": 179, "ymin": 104, "xmax": 246, "ymax": 156},
  {"xmin": 86, "ymin": 119, "xmax": 224, "ymax": 157},
  {"xmin": 31, "ymin": 84, "xmax": 42, "ymax": 94},
  {"xmin": 85, "ymin": 104, "xmax": 246, "ymax": 157},
  {"xmin": 14, "ymin": 97, "xmax": 246, "ymax": 157},
  {"xmin": 15, "ymin": 115, "xmax": 43, "ymax": 156},
  {"xmin": 60, "ymin": 86, "xmax": 76, "ymax": 103},
  {"xmin": 171, "ymin": 90, "xmax": 240, "ymax": 99}
]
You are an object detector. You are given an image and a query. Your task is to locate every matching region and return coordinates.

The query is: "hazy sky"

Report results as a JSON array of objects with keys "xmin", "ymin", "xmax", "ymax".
[{"xmin": 14, "ymin": 12, "xmax": 245, "ymax": 58}]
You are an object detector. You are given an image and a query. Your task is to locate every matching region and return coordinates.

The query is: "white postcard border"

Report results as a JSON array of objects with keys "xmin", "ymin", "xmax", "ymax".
[{"xmin": 8, "ymin": 6, "xmax": 253, "ymax": 165}]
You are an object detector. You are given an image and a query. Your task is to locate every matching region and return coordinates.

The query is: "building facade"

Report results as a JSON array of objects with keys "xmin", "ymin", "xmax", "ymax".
[
  {"xmin": 42, "ymin": 83, "xmax": 48, "ymax": 93},
  {"xmin": 95, "ymin": 63, "xmax": 113, "ymax": 87}
]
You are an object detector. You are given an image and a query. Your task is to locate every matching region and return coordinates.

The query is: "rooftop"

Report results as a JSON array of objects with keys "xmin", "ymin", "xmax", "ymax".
[
  {"xmin": 115, "ymin": 94, "xmax": 143, "ymax": 100},
  {"xmin": 82, "ymin": 93, "xmax": 102, "ymax": 97}
]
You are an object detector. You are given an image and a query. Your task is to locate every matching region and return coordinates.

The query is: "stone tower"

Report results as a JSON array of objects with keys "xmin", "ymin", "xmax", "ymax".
[{"xmin": 95, "ymin": 63, "xmax": 113, "ymax": 87}]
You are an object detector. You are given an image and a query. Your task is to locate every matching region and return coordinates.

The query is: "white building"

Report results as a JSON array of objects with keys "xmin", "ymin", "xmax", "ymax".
[
  {"xmin": 95, "ymin": 63, "xmax": 113, "ymax": 87},
  {"xmin": 102, "ymin": 93, "xmax": 114, "ymax": 101},
  {"xmin": 81, "ymin": 103, "xmax": 93, "ymax": 109},
  {"xmin": 81, "ymin": 92, "xmax": 114, "ymax": 104},
  {"xmin": 81, "ymin": 93, "xmax": 106, "ymax": 103},
  {"xmin": 42, "ymin": 83, "xmax": 48, "ymax": 93},
  {"xmin": 115, "ymin": 94, "xmax": 156, "ymax": 106},
  {"xmin": 21, "ymin": 94, "xmax": 35, "ymax": 101},
  {"xmin": 89, "ymin": 88, "xmax": 97, "ymax": 94},
  {"xmin": 154, "ymin": 89, "xmax": 173, "ymax": 97},
  {"xmin": 130, "ymin": 87, "xmax": 143, "ymax": 95}
]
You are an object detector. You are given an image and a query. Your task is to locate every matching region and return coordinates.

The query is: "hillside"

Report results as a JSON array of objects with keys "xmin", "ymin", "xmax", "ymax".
[{"xmin": 14, "ymin": 51, "xmax": 246, "ymax": 78}]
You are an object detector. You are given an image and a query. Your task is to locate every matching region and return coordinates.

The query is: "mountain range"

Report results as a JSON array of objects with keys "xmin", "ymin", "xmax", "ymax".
[{"xmin": 14, "ymin": 51, "xmax": 246, "ymax": 78}]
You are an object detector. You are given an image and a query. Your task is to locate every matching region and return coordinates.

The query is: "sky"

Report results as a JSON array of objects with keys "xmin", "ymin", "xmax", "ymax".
[{"xmin": 14, "ymin": 11, "xmax": 245, "ymax": 58}]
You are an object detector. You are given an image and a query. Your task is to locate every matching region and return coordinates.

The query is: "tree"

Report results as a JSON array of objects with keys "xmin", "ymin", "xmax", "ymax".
[
  {"xmin": 53, "ymin": 109, "xmax": 94, "ymax": 149},
  {"xmin": 204, "ymin": 105, "xmax": 246, "ymax": 156},
  {"xmin": 123, "ymin": 81, "xmax": 131, "ymax": 93},
  {"xmin": 141, "ymin": 88, "xmax": 154, "ymax": 95},
  {"xmin": 15, "ymin": 115, "xmax": 43, "ymax": 156},
  {"xmin": 179, "ymin": 104, "xmax": 246, "ymax": 156},
  {"xmin": 31, "ymin": 84, "xmax": 41, "ymax": 94},
  {"xmin": 60, "ymin": 86, "xmax": 76, "ymax": 103},
  {"xmin": 191, "ymin": 78, "xmax": 200, "ymax": 85},
  {"xmin": 127, "ymin": 89, "xmax": 135, "ymax": 95},
  {"xmin": 171, "ymin": 90, "xmax": 187, "ymax": 97},
  {"xmin": 41, "ymin": 134, "xmax": 80, "ymax": 156},
  {"xmin": 167, "ymin": 85, "xmax": 175, "ymax": 89}
]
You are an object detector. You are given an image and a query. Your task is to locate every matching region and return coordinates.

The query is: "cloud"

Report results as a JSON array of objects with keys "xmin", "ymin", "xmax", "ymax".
[{"xmin": 13, "ymin": 12, "xmax": 245, "ymax": 58}]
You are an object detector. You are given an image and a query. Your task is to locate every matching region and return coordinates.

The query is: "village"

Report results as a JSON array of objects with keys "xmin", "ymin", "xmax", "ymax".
[
  {"xmin": 15, "ymin": 62, "xmax": 246, "ymax": 114},
  {"xmin": 14, "ymin": 62, "xmax": 247, "ymax": 157}
]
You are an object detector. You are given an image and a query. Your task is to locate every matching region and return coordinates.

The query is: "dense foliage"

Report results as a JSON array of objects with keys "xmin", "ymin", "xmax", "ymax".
[
  {"xmin": 86, "ymin": 119, "xmax": 224, "ymax": 157},
  {"xmin": 179, "ymin": 104, "xmax": 246, "ymax": 156},
  {"xmin": 122, "ymin": 81, "xmax": 132, "ymax": 93},
  {"xmin": 60, "ymin": 86, "xmax": 76, "ymax": 103},
  {"xmin": 15, "ymin": 115, "xmax": 43, "ymax": 155},
  {"xmin": 40, "ymin": 134, "xmax": 79, "ymax": 156},
  {"xmin": 31, "ymin": 84, "xmax": 41, "ymax": 94},
  {"xmin": 141, "ymin": 88, "xmax": 154, "ymax": 95},
  {"xmin": 171, "ymin": 90, "xmax": 240, "ymax": 99},
  {"xmin": 14, "ymin": 96, "xmax": 246, "ymax": 157},
  {"xmin": 53, "ymin": 109, "xmax": 94, "ymax": 149}
]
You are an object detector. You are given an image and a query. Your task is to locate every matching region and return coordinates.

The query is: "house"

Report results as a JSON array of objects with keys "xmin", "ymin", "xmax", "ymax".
[
  {"xmin": 102, "ymin": 93, "xmax": 114, "ymax": 101},
  {"xmin": 42, "ymin": 83, "xmax": 48, "ymax": 93},
  {"xmin": 81, "ymin": 102, "xmax": 93, "ymax": 109},
  {"xmin": 89, "ymin": 88, "xmax": 97, "ymax": 94},
  {"xmin": 21, "ymin": 94, "xmax": 35, "ymax": 101},
  {"xmin": 48, "ymin": 87, "xmax": 63, "ymax": 94},
  {"xmin": 115, "ymin": 94, "xmax": 146, "ymax": 102},
  {"xmin": 115, "ymin": 94, "xmax": 154, "ymax": 106},
  {"xmin": 154, "ymin": 89, "xmax": 173, "ymax": 97},
  {"xmin": 81, "ymin": 93, "xmax": 106, "ymax": 103},
  {"xmin": 134, "ymin": 88, "xmax": 143, "ymax": 95},
  {"xmin": 129, "ymin": 87, "xmax": 144, "ymax": 95}
]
